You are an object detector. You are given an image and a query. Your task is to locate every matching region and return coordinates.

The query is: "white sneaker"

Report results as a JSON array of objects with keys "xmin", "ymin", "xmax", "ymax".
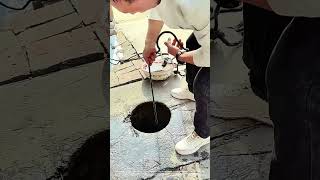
[
  {"xmin": 175, "ymin": 131, "xmax": 210, "ymax": 155},
  {"xmin": 171, "ymin": 87, "xmax": 195, "ymax": 101}
]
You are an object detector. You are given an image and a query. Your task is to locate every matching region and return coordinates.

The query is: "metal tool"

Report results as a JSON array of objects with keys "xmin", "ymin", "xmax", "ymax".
[
  {"xmin": 148, "ymin": 64, "xmax": 158, "ymax": 125},
  {"xmin": 147, "ymin": 31, "xmax": 190, "ymax": 125},
  {"xmin": 156, "ymin": 31, "xmax": 189, "ymax": 76}
]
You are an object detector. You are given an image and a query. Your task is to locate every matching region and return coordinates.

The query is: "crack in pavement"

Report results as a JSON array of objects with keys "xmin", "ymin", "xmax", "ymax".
[
  {"xmin": 217, "ymin": 150, "xmax": 272, "ymax": 157},
  {"xmin": 211, "ymin": 114, "xmax": 272, "ymax": 127},
  {"xmin": 68, "ymin": 0, "xmax": 79, "ymax": 14},
  {"xmin": 33, "ymin": 22, "xmax": 83, "ymax": 43},
  {"xmin": 113, "ymin": 63, "xmax": 135, "ymax": 72},
  {"xmin": 22, "ymin": 12, "xmax": 76, "ymax": 34},
  {"xmin": 168, "ymin": 101, "xmax": 192, "ymax": 110},
  {"xmin": 210, "ymin": 123, "xmax": 263, "ymax": 141},
  {"xmin": 210, "ymin": 124, "xmax": 269, "ymax": 150},
  {"xmin": 62, "ymin": 75, "xmax": 89, "ymax": 88},
  {"xmin": 140, "ymin": 156, "xmax": 209, "ymax": 180},
  {"xmin": 92, "ymin": 30, "xmax": 109, "ymax": 54},
  {"xmin": 110, "ymin": 78, "xmax": 143, "ymax": 89}
]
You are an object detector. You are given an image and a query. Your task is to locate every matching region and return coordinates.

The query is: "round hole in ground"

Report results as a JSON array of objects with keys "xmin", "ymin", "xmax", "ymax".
[{"xmin": 130, "ymin": 101, "xmax": 171, "ymax": 133}]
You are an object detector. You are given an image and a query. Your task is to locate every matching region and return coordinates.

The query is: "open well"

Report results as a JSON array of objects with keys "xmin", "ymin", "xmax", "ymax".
[{"xmin": 129, "ymin": 101, "xmax": 171, "ymax": 133}]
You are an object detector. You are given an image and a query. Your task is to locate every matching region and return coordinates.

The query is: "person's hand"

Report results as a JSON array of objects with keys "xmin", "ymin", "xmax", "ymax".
[
  {"xmin": 143, "ymin": 44, "xmax": 157, "ymax": 65},
  {"xmin": 164, "ymin": 38, "xmax": 183, "ymax": 57}
]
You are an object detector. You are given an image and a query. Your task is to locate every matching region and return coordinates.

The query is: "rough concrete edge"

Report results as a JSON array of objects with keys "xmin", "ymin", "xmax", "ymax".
[
  {"xmin": 0, "ymin": 53, "xmax": 104, "ymax": 86},
  {"xmin": 110, "ymin": 31, "xmax": 146, "ymax": 89},
  {"xmin": 141, "ymin": 156, "xmax": 209, "ymax": 180},
  {"xmin": 30, "ymin": 52, "xmax": 105, "ymax": 77}
]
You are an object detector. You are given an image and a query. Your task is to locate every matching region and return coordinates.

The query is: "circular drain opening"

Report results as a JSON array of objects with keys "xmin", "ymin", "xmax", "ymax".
[{"xmin": 130, "ymin": 101, "xmax": 171, "ymax": 133}]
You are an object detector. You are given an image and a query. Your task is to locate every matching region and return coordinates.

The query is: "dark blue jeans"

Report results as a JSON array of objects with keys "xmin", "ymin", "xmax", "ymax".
[
  {"xmin": 267, "ymin": 17, "xmax": 320, "ymax": 180},
  {"xmin": 185, "ymin": 34, "xmax": 210, "ymax": 138}
]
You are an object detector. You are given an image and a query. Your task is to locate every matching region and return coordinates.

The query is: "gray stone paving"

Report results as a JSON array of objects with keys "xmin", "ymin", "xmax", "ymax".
[
  {"xmin": 0, "ymin": 0, "xmax": 107, "ymax": 86},
  {"xmin": 0, "ymin": 61, "xmax": 107, "ymax": 179},
  {"xmin": 0, "ymin": 1, "xmax": 108, "ymax": 179}
]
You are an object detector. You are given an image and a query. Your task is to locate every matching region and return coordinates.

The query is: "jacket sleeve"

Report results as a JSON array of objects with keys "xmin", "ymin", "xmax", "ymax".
[
  {"xmin": 149, "ymin": 8, "xmax": 162, "ymax": 21},
  {"xmin": 182, "ymin": 0, "xmax": 210, "ymax": 67},
  {"xmin": 193, "ymin": 24, "xmax": 210, "ymax": 67}
]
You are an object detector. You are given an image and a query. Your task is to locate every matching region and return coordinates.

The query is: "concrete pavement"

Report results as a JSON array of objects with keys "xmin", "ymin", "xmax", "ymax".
[{"xmin": 0, "ymin": 1, "xmax": 108, "ymax": 179}]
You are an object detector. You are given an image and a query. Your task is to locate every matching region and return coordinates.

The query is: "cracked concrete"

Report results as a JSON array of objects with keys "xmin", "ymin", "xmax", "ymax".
[
  {"xmin": 0, "ymin": 0, "xmax": 107, "ymax": 86},
  {"xmin": 0, "ymin": 1, "xmax": 108, "ymax": 179},
  {"xmin": 0, "ymin": 61, "xmax": 107, "ymax": 179}
]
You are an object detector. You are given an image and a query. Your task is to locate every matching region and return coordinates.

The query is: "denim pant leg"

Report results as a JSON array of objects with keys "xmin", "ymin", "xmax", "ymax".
[
  {"xmin": 193, "ymin": 67, "xmax": 210, "ymax": 138},
  {"xmin": 186, "ymin": 33, "xmax": 202, "ymax": 93},
  {"xmin": 267, "ymin": 17, "xmax": 320, "ymax": 180}
]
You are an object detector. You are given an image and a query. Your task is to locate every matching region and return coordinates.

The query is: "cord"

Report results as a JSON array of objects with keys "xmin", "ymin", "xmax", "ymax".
[
  {"xmin": 148, "ymin": 64, "xmax": 158, "ymax": 125},
  {"xmin": 155, "ymin": 31, "xmax": 189, "ymax": 76},
  {"xmin": 109, "ymin": 31, "xmax": 187, "ymax": 75},
  {"xmin": 0, "ymin": 0, "xmax": 35, "ymax": 10},
  {"xmin": 107, "ymin": 52, "xmax": 169, "ymax": 65},
  {"xmin": 155, "ymin": 31, "xmax": 189, "ymax": 54}
]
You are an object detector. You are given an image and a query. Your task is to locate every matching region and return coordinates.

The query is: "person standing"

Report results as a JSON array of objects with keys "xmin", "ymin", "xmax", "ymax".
[{"xmin": 111, "ymin": 0, "xmax": 210, "ymax": 155}]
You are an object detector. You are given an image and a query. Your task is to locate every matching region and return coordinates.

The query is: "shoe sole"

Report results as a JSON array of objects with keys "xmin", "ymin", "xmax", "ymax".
[{"xmin": 175, "ymin": 141, "xmax": 209, "ymax": 155}]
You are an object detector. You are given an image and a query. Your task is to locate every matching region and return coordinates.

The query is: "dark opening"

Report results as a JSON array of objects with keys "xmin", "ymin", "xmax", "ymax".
[
  {"xmin": 130, "ymin": 101, "xmax": 171, "ymax": 133},
  {"xmin": 48, "ymin": 130, "xmax": 109, "ymax": 180}
]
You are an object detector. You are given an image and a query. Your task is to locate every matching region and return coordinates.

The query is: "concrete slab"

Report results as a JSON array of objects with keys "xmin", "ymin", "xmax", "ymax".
[
  {"xmin": 10, "ymin": 0, "xmax": 74, "ymax": 33},
  {"xmin": 0, "ymin": 45, "xmax": 30, "ymax": 83},
  {"xmin": 117, "ymin": 69, "xmax": 142, "ymax": 85},
  {"xmin": 88, "ymin": 23, "xmax": 108, "ymax": 50},
  {"xmin": 27, "ymin": 27, "xmax": 104, "ymax": 72},
  {"xmin": 110, "ymin": 103, "xmax": 209, "ymax": 180},
  {"xmin": 18, "ymin": 13, "xmax": 83, "ymax": 45},
  {"xmin": 0, "ymin": 61, "xmax": 107, "ymax": 179},
  {"xmin": 210, "ymin": 39, "xmax": 270, "ymax": 125},
  {"xmin": 70, "ymin": 0, "xmax": 107, "ymax": 25},
  {"xmin": 110, "ymin": 75, "xmax": 188, "ymax": 118},
  {"xmin": 0, "ymin": 31, "xmax": 20, "ymax": 51},
  {"xmin": 110, "ymin": 32, "xmax": 145, "ymax": 88},
  {"xmin": 210, "ymin": 122, "xmax": 273, "ymax": 180},
  {"xmin": 212, "ymin": 89, "xmax": 271, "ymax": 125},
  {"xmin": 110, "ymin": 74, "xmax": 209, "ymax": 179},
  {"xmin": 110, "ymin": 71, "xmax": 119, "ymax": 88},
  {"xmin": 0, "ymin": 31, "xmax": 29, "ymax": 84}
]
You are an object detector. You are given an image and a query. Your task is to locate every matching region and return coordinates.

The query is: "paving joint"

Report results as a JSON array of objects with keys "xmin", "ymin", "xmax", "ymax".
[
  {"xmin": 217, "ymin": 150, "xmax": 272, "ymax": 157},
  {"xmin": 110, "ymin": 78, "xmax": 143, "ymax": 89},
  {"xmin": 211, "ymin": 123, "xmax": 263, "ymax": 141},
  {"xmin": 33, "ymin": 22, "xmax": 83, "ymax": 43},
  {"xmin": 141, "ymin": 156, "xmax": 209, "ymax": 180},
  {"xmin": 92, "ymin": 30, "xmax": 109, "ymax": 54},
  {"xmin": 15, "ymin": 12, "xmax": 76, "ymax": 35},
  {"xmin": 67, "ymin": 0, "xmax": 78, "ymax": 14}
]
